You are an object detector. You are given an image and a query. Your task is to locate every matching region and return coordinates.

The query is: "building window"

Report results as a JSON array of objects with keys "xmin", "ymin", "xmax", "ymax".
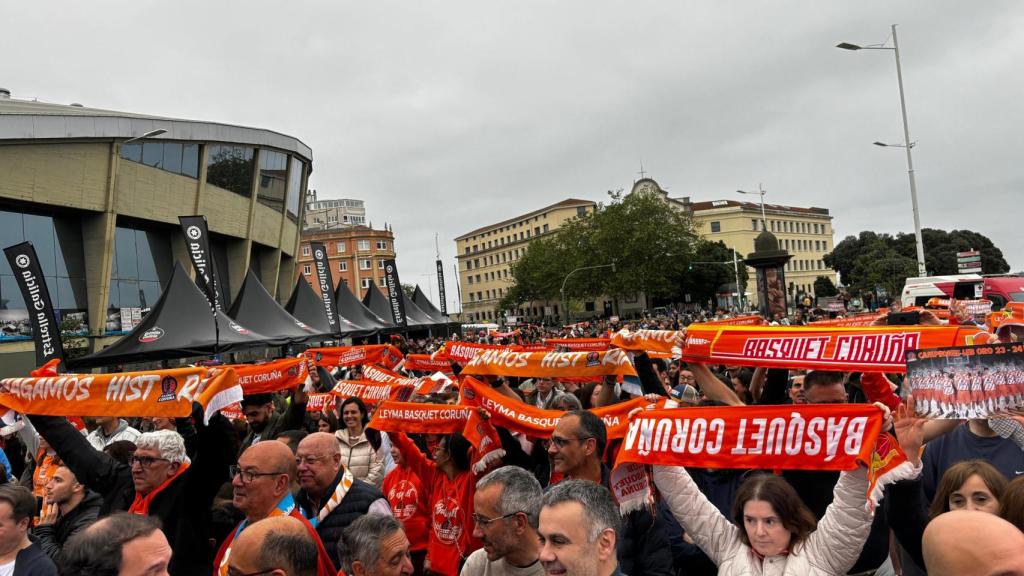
[
  {"xmin": 120, "ymin": 141, "xmax": 200, "ymax": 179},
  {"xmin": 362, "ymin": 278, "xmax": 372, "ymax": 289},
  {"xmin": 302, "ymin": 245, "xmax": 311, "ymax": 256},
  {"xmin": 710, "ymin": 221, "xmax": 721, "ymax": 233},
  {"xmin": 379, "ymin": 277, "xmax": 387, "ymax": 287},
  {"xmin": 543, "ymin": 223, "xmax": 549, "ymax": 233},
  {"xmin": 464, "ymin": 247, "xmax": 470, "ymax": 254},
  {"xmin": 475, "ymin": 274, "xmax": 481, "ymax": 283},
  {"xmin": 257, "ymin": 149, "xmax": 288, "ymax": 211},
  {"xmin": 357, "ymin": 240, "xmax": 371, "ymax": 251},
  {"xmin": 376, "ymin": 240, "xmax": 388, "ymax": 250},
  {"xmin": 378, "ymin": 259, "xmax": 386, "ymax": 269},
  {"xmin": 468, "ymin": 276, "xmax": 473, "ymax": 284},
  {"xmin": 285, "ymin": 157, "xmax": 304, "ymax": 221},
  {"xmin": 360, "ymin": 259, "xmax": 371, "ymax": 270},
  {"xmin": 577, "ymin": 206, "xmax": 587, "ymax": 216},
  {"xmin": 206, "ymin": 144, "xmax": 255, "ymax": 196},
  {"xmin": 752, "ymin": 219, "xmax": 759, "ymax": 231},
  {"xmin": 339, "ymin": 261, "xmax": 347, "ymax": 272},
  {"xmin": 303, "ymin": 264, "xmax": 311, "ymax": 275}
]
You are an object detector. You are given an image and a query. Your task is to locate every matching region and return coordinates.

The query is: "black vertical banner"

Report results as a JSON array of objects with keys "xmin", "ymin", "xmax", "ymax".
[
  {"xmin": 435, "ymin": 259, "xmax": 448, "ymax": 316},
  {"xmin": 4, "ymin": 242, "xmax": 64, "ymax": 367},
  {"xmin": 178, "ymin": 216, "xmax": 222, "ymax": 312},
  {"xmin": 382, "ymin": 258, "xmax": 407, "ymax": 328},
  {"xmin": 310, "ymin": 241, "xmax": 339, "ymax": 332}
]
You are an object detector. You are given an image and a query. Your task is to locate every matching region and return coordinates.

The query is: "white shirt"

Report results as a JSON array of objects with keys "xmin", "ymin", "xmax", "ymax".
[{"xmin": 0, "ymin": 558, "xmax": 15, "ymax": 576}]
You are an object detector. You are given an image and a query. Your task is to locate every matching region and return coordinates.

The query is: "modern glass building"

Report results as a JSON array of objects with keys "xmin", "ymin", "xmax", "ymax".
[{"xmin": 0, "ymin": 90, "xmax": 312, "ymax": 375}]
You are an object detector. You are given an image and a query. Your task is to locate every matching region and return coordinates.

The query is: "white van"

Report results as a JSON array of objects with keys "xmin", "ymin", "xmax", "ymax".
[{"xmin": 900, "ymin": 274, "xmax": 984, "ymax": 307}]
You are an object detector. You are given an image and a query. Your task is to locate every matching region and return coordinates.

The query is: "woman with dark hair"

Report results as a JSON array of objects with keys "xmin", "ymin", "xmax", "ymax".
[
  {"xmin": 654, "ymin": 462, "xmax": 879, "ymax": 574},
  {"xmin": 929, "ymin": 459, "xmax": 1007, "ymax": 517},
  {"xmin": 390, "ymin": 431, "xmax": 480, "ymax": 576},
  {"xmin": 577, "ymin": 381, "xmax": 602, "ymax": 410},
  {"xmin": 1000, "ymin": 475, "xmax": 1024, "ymax": 531},
  {"xmin": 316, "ymin": 411, "xmax": 339, "ymax": 433},
  {"xmin": 335, "ymin": 397, "xmax": 384, "ymax": 487}
]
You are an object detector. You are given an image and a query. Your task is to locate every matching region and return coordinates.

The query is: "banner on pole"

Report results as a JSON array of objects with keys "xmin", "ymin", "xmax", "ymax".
[
  {"xmin": 178, "ymin": 216, "xmax": 223, "ymax": 311},
  {"xmin": 382, "ymin": 258, "xmax": 407, "ymax": 327},
  {"xmin": 436, "ymin": 259, "xmax": 448, "ymax": 316},
  {"xmin": 3, "ymin": 242, "xmax": 64, "ymax": 367},
  {"xmin": 309, "ymin": 241, "xmax": 339, "ymax": 332}
]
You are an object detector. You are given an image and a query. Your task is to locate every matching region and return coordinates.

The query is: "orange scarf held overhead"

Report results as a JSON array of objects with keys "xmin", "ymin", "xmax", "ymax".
[
  {"xmin": 435, "ymin": 341, "xmax": 525, "ymax": 364},
  {"xmin": 544, "ymin": 338, "xmax": 611, "ymax": 352},
  {"xmin": 127, "ymin": 461, "xmax": 190, "ymax": 515},
  {"xmin": 459, "ymin": 376, "xmax": 661, "ymax": 441},
  {"xmin": 610, "ymin": 329, "xmax": 683, "ymax": 356},
  {"xmin": 306, "ymin": 345, "xmax": 404, "ymax": 370},
  {"xmin": 368, "ymin": 402, "xmax": 473, "ymax": 435},
  {"xmin": 459, "ymin": 348, "xmax": 637, "ymax": 379},
  {"xmin": 703, "ymin": 314, "xmax": 767, "ymax": 326},
  {"xmin": 680, "ymin": 323, "xmax": 986, "ymax": 373},
  {"xmin": 403, "ymin": 354, "xmax": 455, "ymax": 375},
  {"xmin": 330, "ymin": 379, "xmax": 408, "ymax": 405},
  {"xmin": 228, "ymin": 357, "xmax": 308, "ymax": 395}
]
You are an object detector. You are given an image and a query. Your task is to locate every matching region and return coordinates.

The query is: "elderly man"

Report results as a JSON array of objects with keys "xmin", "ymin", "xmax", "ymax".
[
  {"xmin": 922, "ymin": 510, "xmax": 1024, "ymax": 576},
  {"xmin": 0, "ymin": 484, "xmax": 57, "ymax": 575},
  {"xmin": 294, "ymin": 432, "xmax": 389, "ymax": 569},
  {"xmin": 59, "ymin": 512, "xmax": 171, "ymax": 576},
  {"xmin": 538, "ymin": 480, "xmax": 620, "ymax": 576},
  {"xmin": 214, "ymin": 440, "xmax": 335, "ymax": 575},
  {"xmin": 462, "ymin": 466, "xmax": 544, "ymax": 576},
  {"xmin": 547, "ymin": 411, "xmax": 672, "ymax": 576},
  {"xmin": 29, "ymin": 405, "xmax": 235, "ymax": 576},
  {"xmin": 33, "ymin": 465, "xmax": 102, "ymax": 560},
  {"xmin": 338, "ymin": 514, "xmax": 414, "ymax": 576},
  {"xmin": 227, "ymin": 516, "xmax": 321, "ymax": 576}
]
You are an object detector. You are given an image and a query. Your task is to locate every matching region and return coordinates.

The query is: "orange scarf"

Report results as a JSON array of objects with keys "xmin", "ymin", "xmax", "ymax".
[
  {"xmin": 306, "ymin": 345, "xmax": 404, "ymax": 370},
  {"xmin": 459, "ymin": 348, "xmax": 636, "ymax": 378},
  {"xmin": 32, "ymin": 449, "xmax": 58, "ymax": 498},
  {"xmin": 331, "ymin": 380, "xmax": 406, "ymax": 405},
  {"xmin": 680, "ymin": 324, "xmax": 985, "ymax": 373},
  {"xmin": 369, "ymin": 402, "xmax": 473, "ymax": 434},
  {"xmin": 127, "ymin": 461, "xmax": 190, "ymax": 515},
  {"xmin": 544, "ymin": 338, "xmax": 611, "ymax": 352},
  {"xmin": 404, "ymin": 354, "xmax": 455, "ymax": 374},
  {"xmin": 228, "ymin": 357, "xmax": 308, "ymax": 395},
  {"xmin": 435, "ymin": 341, "xmax": 524, "ymax": 364},
  {"xmin": 610, "ymin": 329, "xmax": 683, "ymax": 356}
]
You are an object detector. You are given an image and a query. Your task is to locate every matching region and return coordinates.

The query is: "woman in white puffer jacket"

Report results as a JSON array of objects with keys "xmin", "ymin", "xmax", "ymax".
[{"xmin": 653, "ymin": 464, "xmax": 875, "ymax": 576}]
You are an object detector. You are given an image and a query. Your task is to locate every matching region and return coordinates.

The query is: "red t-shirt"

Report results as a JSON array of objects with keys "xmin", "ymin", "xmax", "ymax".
[
  {"xmin": 392, "ymin": 433, "xmax": 481, "ymax": 576},
  {"xmin": 383, "ymin": 465, "xmax": 430, "ymax": 551}
]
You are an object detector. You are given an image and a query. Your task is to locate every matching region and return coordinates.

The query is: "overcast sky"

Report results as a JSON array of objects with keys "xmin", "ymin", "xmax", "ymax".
[{"xmin": 6, "ymin": 1, "xmax": 1023, "ymax": 312}]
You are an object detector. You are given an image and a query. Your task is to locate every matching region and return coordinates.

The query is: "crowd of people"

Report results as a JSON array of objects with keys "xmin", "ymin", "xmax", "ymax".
[{"xmin": 1, "ymin": 305, "xmax": 1024, "ymax": 576}]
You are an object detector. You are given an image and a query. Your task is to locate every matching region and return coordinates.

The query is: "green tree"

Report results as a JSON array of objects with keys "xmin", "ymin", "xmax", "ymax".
[
  {"xmin": 813, "ymin": 275, "xmax": 839, "ymax": 297},
  {"xmin": 680, "ymin": 240, "xmax": 749, "ymax": 304},
  {"xmin": 847, "ymin": 240, "xmax": 918, "ymax": 298}
]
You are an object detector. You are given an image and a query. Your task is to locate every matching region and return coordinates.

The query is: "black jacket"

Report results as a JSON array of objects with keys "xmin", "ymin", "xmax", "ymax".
[
  {"xmin": 32, "ymin": 491, "xmax": 102, "ymax": 560},
  {"xmin": 599, "ymin": 466, "xmax": 674, "ymax": 576},
  {"xmin": 29, "ymin": 407, "xmax": 234, "ymax": 576},
  {"xmin": 13, "ymin": 536, "xmax": 58, "ymax": 576},
  {"xmin": 239, "ymin": 397, "xmax": 306, "ymax": 455},
  {"xmin": 295, "ymin": 470, "xmax": 384, "ymax": 569}
]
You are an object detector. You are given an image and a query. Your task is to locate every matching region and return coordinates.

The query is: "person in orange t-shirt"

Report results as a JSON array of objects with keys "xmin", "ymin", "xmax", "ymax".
[
  {"xmin": 383, "ymin": 441, "xmax": 430, "ymax": 575},
  {"xmin": 390, "ymin": 432, "xmax": 481, "ymax": 576}
]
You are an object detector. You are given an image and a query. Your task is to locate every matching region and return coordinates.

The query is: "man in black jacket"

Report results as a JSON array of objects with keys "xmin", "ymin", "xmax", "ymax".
[
  {"xmin": 29, "ymin": 405, "xmax": 234, "ymax": 576},
  {"xmin": 32, "ymin": 465, "xmax": 101, "ymax": 561},
  {"xmin": 239, "ymin": 392, "xmax": 307, "ymax": 456}
]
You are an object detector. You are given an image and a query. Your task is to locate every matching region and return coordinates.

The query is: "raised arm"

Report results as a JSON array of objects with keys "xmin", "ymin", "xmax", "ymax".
[
  {"xmin": 389, "ymin": 431, "xmax": 436, "ymax": 487},
  {"xmin": 802, "ymin": 468, "xmax": 873, "ymax": 575},
  {"xmin": 651, "ymin": 465, "xmax": 741, "ymax": 566},
  {"xmin": 691, "ymin": 363, "xmax": 745, "ymax": 406}
]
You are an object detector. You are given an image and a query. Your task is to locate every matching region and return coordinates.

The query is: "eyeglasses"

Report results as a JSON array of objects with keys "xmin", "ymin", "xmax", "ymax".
[
  {"xmin": 549, "ymin": 435, "xmax": 588, "ymax": 448},
  {"xmin": 295, "ymin": 454, "xmax": 328, "ymax": 467},
  {"xmin": 128, "ymin": 455, "xmax": 169, "ymax": 469},
  {"xmin": 472, "ymin": 511, "xmax": 522, "ymax": 526},
  {"xmin": 230, "ymin": 465, "xmax": 286, "ymax": 484}
]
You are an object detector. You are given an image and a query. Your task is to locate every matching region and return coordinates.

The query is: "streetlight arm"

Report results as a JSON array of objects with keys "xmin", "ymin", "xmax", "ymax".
[{"xmin": 560, "ymin": 263, "xmax": 616, "ymax": 295}]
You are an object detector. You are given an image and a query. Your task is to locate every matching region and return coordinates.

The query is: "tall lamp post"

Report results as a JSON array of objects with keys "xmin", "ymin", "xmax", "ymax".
[
  {"xmin": 838, "ymin": 24, "xmax": 927, "ymax": 277},
  {"xmin": 690, "ymin": 248, "xmax": 745, "ymax": 310},
  {"xmin": 560, "ymin": 263, "xmax": 615, "ymax": 325},
  {"xmin": 737, "ymin": 184, "xmax": 768, "ymax": 229}
]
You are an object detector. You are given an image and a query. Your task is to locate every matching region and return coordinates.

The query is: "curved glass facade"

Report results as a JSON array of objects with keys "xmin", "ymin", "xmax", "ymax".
[
  {"xmin": 108, "ymin": 225, "xmax": 173, "ymax": 310},
  {"xmin": 258, "ymin": 149, "xmax": 288, "ymax": 211},
  {"xmin": 206, "ymin": 144, "xmax": 255, "ymax": 196},
  {"xmin": 120, "ymin": 141, "xmax": 200, "ymax": 178}
]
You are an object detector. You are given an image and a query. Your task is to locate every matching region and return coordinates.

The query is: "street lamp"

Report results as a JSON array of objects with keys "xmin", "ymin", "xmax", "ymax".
[
  {"xmin": 123, "ymin": 128, "xmax": 167, "ymax": 144},
  {"xmin": 689, "ymin": 249, "xmax": 745, "ymax": 310},
  {"xmin": 560, "ymin": 263, "xmax": 615, "ymax": 325},
  {"xmin": 737, "ymin": 184, "xmax": 767, "ymax": 230},
  {"xmin": 837, "ymin": 24, "xmax": 927, "ymax": 277}
]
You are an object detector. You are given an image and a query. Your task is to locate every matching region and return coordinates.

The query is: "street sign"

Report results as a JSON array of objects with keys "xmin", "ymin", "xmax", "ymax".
[{"xmin": 957, "ymin": 250, "xmax": 982, "ymax": 274}]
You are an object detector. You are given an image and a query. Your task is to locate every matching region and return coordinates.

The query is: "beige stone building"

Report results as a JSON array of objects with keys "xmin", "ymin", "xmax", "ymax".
[
  {"xmin": 454, "ymin": 199, "xmax": 596, "ymax": 323},
  {"xmin": 0, "ymin": 91, "xmax": 311, "ymax": 375}
]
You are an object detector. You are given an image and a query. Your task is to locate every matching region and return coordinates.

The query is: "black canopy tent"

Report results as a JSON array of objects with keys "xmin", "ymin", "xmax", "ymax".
[
  {"xmin": 401, "ymin": 290, "xmax": 444, "ymax": 329},
  {"xmin": 361, "ymin": 284, "xmax": 439, "ymax": 333},
  {"xmin": 70, "ymin": 262, "xmax": 270, "ymax": 369},
  {"xmin": 229, "ymin": 269, "xmax": 329, "ymax": 344},
  {"xmin": 336, "ymin": 281, "xmax": 393, "ymax": 333},
  {"xmin": 284, "ymin": 277, "xmax": 336, "ymax": 335},
  {"xmin": 412, "ymin": 285, "xmax": 461, "ymax": 334}
]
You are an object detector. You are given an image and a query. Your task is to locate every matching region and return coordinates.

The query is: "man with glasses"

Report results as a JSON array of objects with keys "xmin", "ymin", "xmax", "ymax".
[
  {"xmin": 28, "ymin": 405, "xmax": 235, "ymax": 576},
  {"xmin": 226, "ymin": 515, "xmax": 319, "ymax": 576},
  {"xmin": 547, "ymin": 411, "xmax": 672, "ymax": 576},
  {"xmin": 214, "ymin": 440, "xmax": 336, "ymax": 576},
  {"xmin": 462, "ymin": 466, "xmax": 544, "ymax": 576},
  {"xmin": 294, "ymin": 432, "xmax": 389, "ymax": 570}
]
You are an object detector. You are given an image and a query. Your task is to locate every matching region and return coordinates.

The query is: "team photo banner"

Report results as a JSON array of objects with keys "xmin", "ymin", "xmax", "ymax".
[
  {"xmin": 306, "ymin": 345, "xmax": 404, "ymax": 370},
  {"xmin": 459, "ymin": 377, "xmax": 657, "ymax": 440},
  {"xmin": 617, "ymin": 404, "xmax": 886, "ymax": 471},
  {"xmin": 610, "ymin": 329, "xmax": 682, "ymax": 356},
  {"xmin": 368, "ymin": 401, "xmax": 474, "ymax": 434},
  {"xmin": 680, "ymin": 324, "xmax": 983, "ymax": 373},
  {"xmin": 0, "ymin": 366, "xmax": 240, "ymax": 422},
  {"xmin": 459, "ymin": 348, "xmax": 637, "ymax": 378},
  {"xmin": 230, "ymin": 357, "xmax": 308, "ymax": 395},
  {"xmin": 906, "ymin": 342, "xmax": 1024, "ymax": 420}
]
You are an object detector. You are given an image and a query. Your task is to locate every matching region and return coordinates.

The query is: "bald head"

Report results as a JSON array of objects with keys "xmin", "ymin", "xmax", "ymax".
[
  {"xmin": 233, "ymin": 441, "xmax": 298, "ymax": 521},
  {"xmin": 923, "ymin": 510, "xmax": 1024, "ymax": 576},
  {"xmin": 296, "ymin": 432, "xmax": 343, "ymax": 497},
  {"xmin": 299, "ymin": 432, "xmax": 341, "ymax": 456},
  {"xmin": 230, "ymin": 516, "xmax": 317, "ymax": 576},
  {"xmin": 244, "ymin": 439, "xmax": 298, "ymax": 480}
]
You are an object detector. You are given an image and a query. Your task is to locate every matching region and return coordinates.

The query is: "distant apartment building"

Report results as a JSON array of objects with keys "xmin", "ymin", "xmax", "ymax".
[
  {"xmin": 297, "ymin": 225, "xmax": 396, "ymax": 298},
  {"xmin": 304, "ymin": 189, "xmax": 367, "ymax": 230},
  {"xmin": 455, "ymin": 199, "xmax": 597, "ymax": 323}
]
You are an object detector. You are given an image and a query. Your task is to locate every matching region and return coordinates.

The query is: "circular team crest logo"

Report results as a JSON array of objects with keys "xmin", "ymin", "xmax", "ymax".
[
  {"xmin": 229, "ymin": 322, "xmax": 249, "ymax": 334},
  {"xmin": 139, "ymin": 327, "xmax": 165, "ymax": 343},
  {"xmin": 158, "ymin": 375, "xmax": 178, "ymax": 402},
  {"xmin": 186, "ymin": 225, "xmax": 202, "ymax": 240},
  {"xmin": 388, "ymin": 480, "xmax": 419, "ymax": 521},
  {"xmin": 14, "ymin": 254, "xmax": 30, "ymax": 269},
  {"xmin": 432, "ymin": 497, "xmax": 463, "ymax": 545}
]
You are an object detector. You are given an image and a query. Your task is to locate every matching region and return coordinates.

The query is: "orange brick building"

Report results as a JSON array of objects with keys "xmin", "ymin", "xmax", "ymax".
[{"xmin": 297, "ymin": 225, "xmax": 397, "ymax": 299}]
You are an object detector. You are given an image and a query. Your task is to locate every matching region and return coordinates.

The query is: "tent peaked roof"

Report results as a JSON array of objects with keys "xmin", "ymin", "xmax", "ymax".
[
  {"xmin": 285, "ymin": 276, "xmax": 336, "ymax": 335},
  {"xmin": 361, "ymin": 284, "xmax": 410, "ymax": 328},
  {"xmin": 229, "ymin": 269, "xmax": 327, "ymax": 343},
  {"xmin": 71, "ymin": 262, "xmax": 268, "ymax": 369},
  {"xmin": 412, "ymin": 285, "xmax": 448, "ymax": 323},
  {"xmin": 335, "ymin": 281, "xmax": 391, "ymax": 331},
  {"xmin": 401, "ymin": 291, "xmax": 440, "ymax": 327}
]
